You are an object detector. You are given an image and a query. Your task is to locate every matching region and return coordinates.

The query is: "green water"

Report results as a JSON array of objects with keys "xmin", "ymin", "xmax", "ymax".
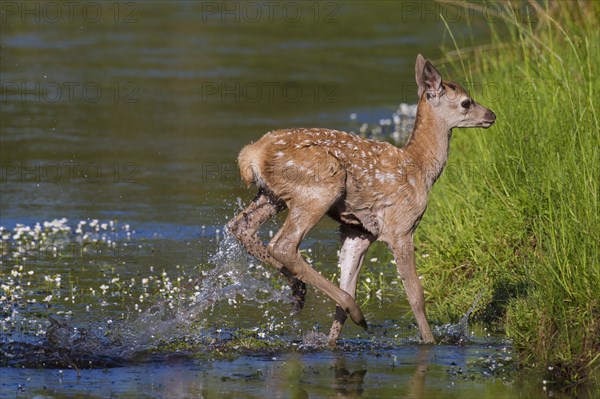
[
  {"xmin": 0, "ymin": 1, "xmax": 572, "ymax": 398},
  {"xmin": 1, "ymin": 0, "xmax": 487, "ymax": 228}
]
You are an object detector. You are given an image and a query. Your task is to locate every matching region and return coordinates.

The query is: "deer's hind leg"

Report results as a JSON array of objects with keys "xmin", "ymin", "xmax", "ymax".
[
  {"xmin": 268, "ymin": 197, "xmax": 368, "ymax": 330},
  {"xmin": 227, "ymin": 190, "xmax": 307, "ymax": 310}
]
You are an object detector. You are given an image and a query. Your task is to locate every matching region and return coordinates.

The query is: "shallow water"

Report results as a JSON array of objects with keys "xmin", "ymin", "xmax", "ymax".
[
  {"xmin": 3, "ymin": 345, "xmax": 541, "ymax": 399},
  {"xmin": 0, "ymin": 1, "xmax": 578, "ymax": 398}
]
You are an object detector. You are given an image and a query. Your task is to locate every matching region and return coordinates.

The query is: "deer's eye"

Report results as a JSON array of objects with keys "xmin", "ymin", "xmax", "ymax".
[{"xmin": 461, "ymin": 99, "xmax": 472, "ymax": 109}]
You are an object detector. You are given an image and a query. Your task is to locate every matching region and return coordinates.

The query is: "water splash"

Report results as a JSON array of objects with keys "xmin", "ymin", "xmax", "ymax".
[
  {"xmin": 1, "ymin": 217, "xmax": 293, "ymax": 367},
  {"xmin": 434, "ymin": 292, "xmax": 483, "ymax": 344},
  {"xmin": 107, "ymin": 226, "xmax": 292, "ymax": 358},
  {"xmin": 298, "ymin": 331, "xmax": 330, "ymax": 351}
]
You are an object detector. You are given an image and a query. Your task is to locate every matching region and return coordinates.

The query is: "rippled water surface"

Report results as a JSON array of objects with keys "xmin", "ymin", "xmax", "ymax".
[{"xmin": 0, "ymin": 1, "xmax": 567, "ymax": 398}]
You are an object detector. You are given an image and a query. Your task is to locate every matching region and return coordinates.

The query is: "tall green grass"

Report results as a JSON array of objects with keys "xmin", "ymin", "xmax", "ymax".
[{"xmin": 411, "ymin": 1, "xmax": 599, "ymax": 386}]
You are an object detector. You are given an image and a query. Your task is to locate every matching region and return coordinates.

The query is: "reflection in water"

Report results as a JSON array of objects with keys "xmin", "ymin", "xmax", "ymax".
[
  {"xmin": 334, "ymin": 355, "xmax": 368, "ymax": 398},
  {"xmin": 407, "ymin": 346, "xmax": 431, "ymax": 399},
  {"xmin": 283, "ymin": 358, "xmax": 309, "ymax": 399},
  {"xmin": 2, "ymin": 345, "xmax": 551, "ymax": 398}
]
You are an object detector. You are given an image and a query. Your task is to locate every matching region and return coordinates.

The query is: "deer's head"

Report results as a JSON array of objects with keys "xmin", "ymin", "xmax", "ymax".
[{"xmin": 415, "ymin": 54, "xmax": 496, "ymax": 129}]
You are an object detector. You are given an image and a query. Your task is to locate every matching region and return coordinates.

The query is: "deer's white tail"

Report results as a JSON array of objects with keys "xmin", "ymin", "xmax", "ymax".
[{"xmin": 238, "ymin": 143, "xmax": 263, "ymax": 188}]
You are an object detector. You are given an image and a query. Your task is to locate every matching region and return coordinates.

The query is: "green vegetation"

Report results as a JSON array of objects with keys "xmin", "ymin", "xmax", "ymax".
[{"xmin": 400, "ymin": 1, "xmax": 599, "ymax": 386}]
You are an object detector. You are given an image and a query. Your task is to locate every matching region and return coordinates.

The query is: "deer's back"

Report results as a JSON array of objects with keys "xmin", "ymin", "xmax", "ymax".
[{"xmin": 238, "ymin": 128, "xmax": 421, "ymax": 235}]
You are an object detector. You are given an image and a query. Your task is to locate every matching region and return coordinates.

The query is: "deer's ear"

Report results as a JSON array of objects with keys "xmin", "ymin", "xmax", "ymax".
[{"xmin": 416, "ymin": 56, "xmax": 442, "ymax": 99}]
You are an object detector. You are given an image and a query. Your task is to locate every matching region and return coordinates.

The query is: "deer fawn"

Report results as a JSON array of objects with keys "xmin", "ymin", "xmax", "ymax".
[{"xmin": 227, "ymin": 54, "xmax": 496, "ymax": 344}]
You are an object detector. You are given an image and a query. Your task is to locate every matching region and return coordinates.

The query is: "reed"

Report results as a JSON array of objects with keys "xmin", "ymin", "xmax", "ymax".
[{"xmin": 407, "ymin": 0, "xmax": 599, "ymax": 385}]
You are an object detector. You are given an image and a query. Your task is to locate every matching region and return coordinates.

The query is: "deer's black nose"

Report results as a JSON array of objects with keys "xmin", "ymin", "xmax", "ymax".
[{"xmin": 486, "ymin": 110, "xmax": 496, "ymax": 122}]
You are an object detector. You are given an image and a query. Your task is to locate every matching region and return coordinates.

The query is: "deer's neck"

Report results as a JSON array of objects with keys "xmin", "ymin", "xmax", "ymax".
[{"xmin": 403, "ymin": 100, "xmax": 452, "ymax": 191}]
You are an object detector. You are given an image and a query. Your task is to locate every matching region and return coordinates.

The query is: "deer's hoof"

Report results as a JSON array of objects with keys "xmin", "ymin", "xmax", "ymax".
[
  {"xmin": 357, "ymin": 317, "xmax": 369, "ymax": 331},
  {"xmin": 290, "ymin": 279, "xmax": 306, "ymax": 312},
  {"xmin": 420, "ymin": 334, "xmax": 436, "ymax": 345},
  {"xmin": 346, "ymin": 305, "xmax": 368, "ymax": 331}
]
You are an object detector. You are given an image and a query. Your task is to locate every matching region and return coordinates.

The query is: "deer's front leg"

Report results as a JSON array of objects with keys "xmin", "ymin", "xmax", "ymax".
[
  {"xmin": 390, "ymin": 236, "xmax": 435, "ymax": 343},
  {"xmin": 328, "ymin": 227, "xmax": 373, "ymax": 346}
]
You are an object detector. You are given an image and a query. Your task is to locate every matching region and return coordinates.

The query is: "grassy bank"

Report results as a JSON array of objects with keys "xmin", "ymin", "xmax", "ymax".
[{"xmin": 405, "ymin": 1, "xmax": 599, "ymax": 386}]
